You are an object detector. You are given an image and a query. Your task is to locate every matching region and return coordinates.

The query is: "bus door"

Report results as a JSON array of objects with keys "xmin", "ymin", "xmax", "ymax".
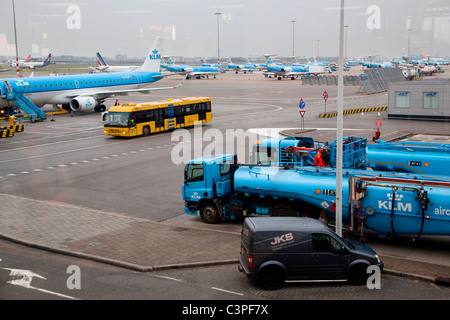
[
  {"xmin": 155, "ymin": 108, "xmax": 164, "ymax": 129},
  {"xmin": 167, "ymin": 106, "xmax": 176, "ymax": 130},
  {"xmin": 198, "ymin": 103, "xmax": 206, "ymax": 121}
]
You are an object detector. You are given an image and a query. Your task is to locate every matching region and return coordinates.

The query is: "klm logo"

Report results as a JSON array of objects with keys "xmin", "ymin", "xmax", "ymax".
[
  {"xmin": 378, "ymin": 193, "xmax": 412, "ymax": 212},
  {"xmin": 15, "ymin": 80, "xmax": 30, "ymax": 87},
  {"xmin": 149, "ymin": 49, "xmax": 161, "ymax": 60},
  {"xmin": 86, "ymin": 99, "xmax": 93, "ymax": 107}
]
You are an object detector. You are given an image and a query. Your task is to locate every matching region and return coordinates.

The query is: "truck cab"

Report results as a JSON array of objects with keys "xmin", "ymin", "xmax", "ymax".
[{"xmin": 183, "ymin": 154, "xmax": 236, "ymax": 223}]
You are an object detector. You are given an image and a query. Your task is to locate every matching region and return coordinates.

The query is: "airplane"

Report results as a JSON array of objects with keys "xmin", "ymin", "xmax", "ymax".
[
  {"xmin": 0, "ymin": 37, "xmax": 186, "ymax": 113},
  {"xmin": 245, "ymin": 57, "xmax": 266, "ymax": 70},
  {"xmin": 8, "ymin": 54, "xmax": 31, "ymax": 67},
  {"xmin": 263, "ymin": 54, "xmax": 309, "ymax": 80},
  {"xmin": 225, "ymin": 57, "xmax": 256, "ymax": 73},
  {"xmin": 91, "ymin": 52, "xmax": 140, "ymax": 73},
  {"xmin": 162, "ymin": 56, "xmax": 221, "ymax": 79},
  {"xmin": 10, "ymin": 54, "xmax": 50, "ymax": 69},
  {"xmin": 200, "ymin": 58, "xmax": 228, "ymax": 71},
  {"xmin": 360, "ymin": 59, "xmax": 393, "ymax": 68}
]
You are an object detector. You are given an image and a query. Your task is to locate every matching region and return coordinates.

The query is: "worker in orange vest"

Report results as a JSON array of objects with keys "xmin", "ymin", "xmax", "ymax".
[{"xmin": 314, "ymin": 149, "xmax": 325, "ymax": 167}]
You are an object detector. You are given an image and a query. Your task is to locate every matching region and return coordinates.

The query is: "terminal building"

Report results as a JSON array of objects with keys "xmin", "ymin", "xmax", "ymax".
[{"xmin": 387, "ymin": 78, "xmax": 450, "ymax": 121}]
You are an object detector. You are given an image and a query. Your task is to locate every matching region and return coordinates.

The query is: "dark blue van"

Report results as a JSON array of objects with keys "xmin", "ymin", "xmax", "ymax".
[{"xmin": 238, "ymin": 217, "xmax": 383, "ymax": 290}]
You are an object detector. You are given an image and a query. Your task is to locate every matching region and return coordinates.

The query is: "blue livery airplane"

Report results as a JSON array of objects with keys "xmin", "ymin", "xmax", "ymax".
[
  {"xmin": 263, "ymin": 54, "xmax": 309, "ymax": 80},
  {"xmin": 162, "ymin": 56, "xmax": 221, "ymax": 79},
  {"xmin": 91, "ymin": 52, "xmax": 140, "ymax": 73},
  {"xmin": 225, "ymin": 57, "xmax": 255, "ymax": 73},
  {"xmin": 0, "ymin": 37, "xmax": 186, "ymax": 113}
]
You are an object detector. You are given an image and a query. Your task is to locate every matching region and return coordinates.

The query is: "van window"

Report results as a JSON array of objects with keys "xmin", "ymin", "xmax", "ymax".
[{"xmin": 312, "ymin": 233, "xmax": 342, "ymax": 254}]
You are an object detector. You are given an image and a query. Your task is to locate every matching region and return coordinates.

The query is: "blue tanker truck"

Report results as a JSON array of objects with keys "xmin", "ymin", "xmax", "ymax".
[
  {"xmin": 251, "ymin": 136, "xmax": 450, "ymax": 176},
  {"xmin": 182, "ymin": 153, "xmax": 450, "ymax": 238}
]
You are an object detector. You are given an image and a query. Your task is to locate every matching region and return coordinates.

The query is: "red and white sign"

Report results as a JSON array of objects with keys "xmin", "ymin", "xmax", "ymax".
[
  {"xmin": 375, "ymin": 120, "xmax": 382, "ymax": 128},
  {"xmin": 299, "ymin": 110, "xmax": 306, "ymax": 118},
  {"xmin": 323, "ymin": 91, "xmax": 328, "ymax": 102}
]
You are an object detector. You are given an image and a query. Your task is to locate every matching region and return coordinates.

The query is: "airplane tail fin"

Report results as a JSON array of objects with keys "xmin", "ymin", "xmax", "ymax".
[
  {"xmin": 25, "ymin": 54, "xmax": 31, "ymax": 62},
  {"xmin": 263, "ymin": 54, "xmax": 276, "ymax": 66},
  {"xmin": 96, "ymin": 52, "xmax": 108, "ymax": 67},
  {"xmin": 43, "ymin": 54, "xmax": 51, "ymax": 66},
  {"xmin": 138, "ymin": 37, "xmax": 162, "ymax": 72}
]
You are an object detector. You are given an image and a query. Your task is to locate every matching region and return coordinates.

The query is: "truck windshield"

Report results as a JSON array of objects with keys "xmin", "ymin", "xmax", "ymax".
[
  {"xmin": 252, "ymin": 146, "xmax": 278, "ymax": 164},
  {"xmin": 185, "ymin": 164, "xmax": 204, "ymax": 182},
  {"xmin": 104, "ymin": 112, "xmax": 132, "ymax": 127}
]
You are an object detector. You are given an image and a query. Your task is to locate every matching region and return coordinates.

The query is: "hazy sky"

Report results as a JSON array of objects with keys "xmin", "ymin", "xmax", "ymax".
[{"xmin": 0, "ymin": 0, "xmax": 449, "ymax": 60}]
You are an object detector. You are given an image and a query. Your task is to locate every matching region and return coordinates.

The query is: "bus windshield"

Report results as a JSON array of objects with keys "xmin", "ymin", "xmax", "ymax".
[{"xmin": 104, "ymin": 112, "xmax": 132, "ymax": 127}]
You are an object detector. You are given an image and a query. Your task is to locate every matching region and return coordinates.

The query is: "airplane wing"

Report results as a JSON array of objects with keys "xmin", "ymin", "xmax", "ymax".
[{"xmin": 64, "ymin": 74, "xmax": 187, "ymax": 99}]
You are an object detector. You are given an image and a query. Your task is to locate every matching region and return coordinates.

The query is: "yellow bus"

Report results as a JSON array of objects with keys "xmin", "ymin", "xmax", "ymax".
[{"xmin": 103, "ymin": 96, "xmax": 212, "ymax": 137}]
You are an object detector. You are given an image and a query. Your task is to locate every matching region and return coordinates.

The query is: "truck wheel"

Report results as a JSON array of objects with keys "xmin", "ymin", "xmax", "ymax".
[
  {"xmin": 271, "ymin": 204, "xmax": 299, "ymax": 217},
  {"xmin": 348, "ymin": 265, "xmax": 368, "ymax": 285},
  {"xmin": 258, "ymin": 266, "xmax": 285, "ymax": 290},
  {"xmin": 200, "ymin": 202, "xmax": 221, "ymax": 224}
]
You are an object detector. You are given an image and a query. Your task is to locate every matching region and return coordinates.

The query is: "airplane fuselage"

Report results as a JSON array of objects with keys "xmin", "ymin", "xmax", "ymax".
[{"xmin": 0, "ymin": 70, "xmax": 162, "ymax": 108}]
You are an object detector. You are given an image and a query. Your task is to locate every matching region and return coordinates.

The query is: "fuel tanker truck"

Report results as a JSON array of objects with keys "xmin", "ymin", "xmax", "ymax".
[
  {"xmin": 182, "ymin": 153, "xmax": 450, "ymax": 239},
  {"xmin": 252, "ymin": 136, "xmax": 450, "ymax": 176}
]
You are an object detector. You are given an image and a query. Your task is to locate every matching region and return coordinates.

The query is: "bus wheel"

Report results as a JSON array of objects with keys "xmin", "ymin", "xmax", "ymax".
[
  {"xmin": 270, "ymin": 204, "xmax": 299, "ymax": 217},
  {"xmin": 200, "ymin": 202, "xmax": 221, "ymax": 224},
  {"xmin": 142, "ymin": 126, "xmax": 150, "ymax": 136}
]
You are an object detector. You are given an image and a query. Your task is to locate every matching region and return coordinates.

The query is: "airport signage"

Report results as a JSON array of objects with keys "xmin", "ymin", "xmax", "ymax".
[{"xmin": 299, "ymin": 99, "xmax": 305, "ymax": 109}]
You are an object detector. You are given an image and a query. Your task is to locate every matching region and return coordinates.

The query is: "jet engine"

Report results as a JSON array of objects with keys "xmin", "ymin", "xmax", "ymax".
[
  {"xmin": 182, "ymin": 67, "xmax": 193, "ymax": 73},
  {"xmin": 70, "ymin": 96, "xmax": 98, "ymax": 112},
  {"xmin": 281, "ymin": 67, "xmax": 292, "ymax": 73}
]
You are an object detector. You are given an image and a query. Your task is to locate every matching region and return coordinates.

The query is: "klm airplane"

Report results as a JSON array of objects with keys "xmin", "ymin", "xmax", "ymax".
[
  {"xmin": 0, "ymin": 37, "xmax": 185, "ymax": 114},
  {"xmin": 263, "ymin": 54, "xmax": 308, "ymax": 80},
  {"xmin": 162, "ymin": 56, "xmax": 221, "ymax": 79},
  {"xmin": 226, "ymin": 57, "xmax": 255, "ymax": 73}
]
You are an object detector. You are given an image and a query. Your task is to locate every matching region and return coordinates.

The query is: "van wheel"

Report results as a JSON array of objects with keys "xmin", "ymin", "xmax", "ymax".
[
  {"xmin": 200, "ymin": 202, "xmax": 221, "ymax": 224},
  {"xmin": 271, "ymin": 204, "xmax": 299, "ymax": 217},
  {"xmin": 348, "ymin": 264, "xmax": 368, "ymax": 285},
  {"xmin": 258, "ymin": 266, "xmax": 285, "ymax": 290},
  {"xmin": 142, "ymin": 126, "xmax": 150, "ymax": 136}
]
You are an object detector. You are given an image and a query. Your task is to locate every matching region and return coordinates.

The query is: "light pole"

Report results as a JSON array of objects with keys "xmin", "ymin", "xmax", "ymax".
[
  {"xmin": 215, "ymin": 12, "xmax": 222, "ymax": 68},
  {"xmin": 336, "ymin": 0, "xmax": 345, "ymax": 237},
  {"xmin": 291, "ymin": 20, "xmax": 296, "ymax": 57},
  {"xmin": 344, "ymin": 25, "xmax": 349, "ymax": 67},
  {"xmin": 407, "ymin": 28, "xmax": 412, "ymax": 58},
  {"xmin": 12, "ymin": 0, "xmax": 20, "ymax": 77},
  {"xmin": 317, "ymin": 40, "xmax": 320, "ymax": 60}
]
